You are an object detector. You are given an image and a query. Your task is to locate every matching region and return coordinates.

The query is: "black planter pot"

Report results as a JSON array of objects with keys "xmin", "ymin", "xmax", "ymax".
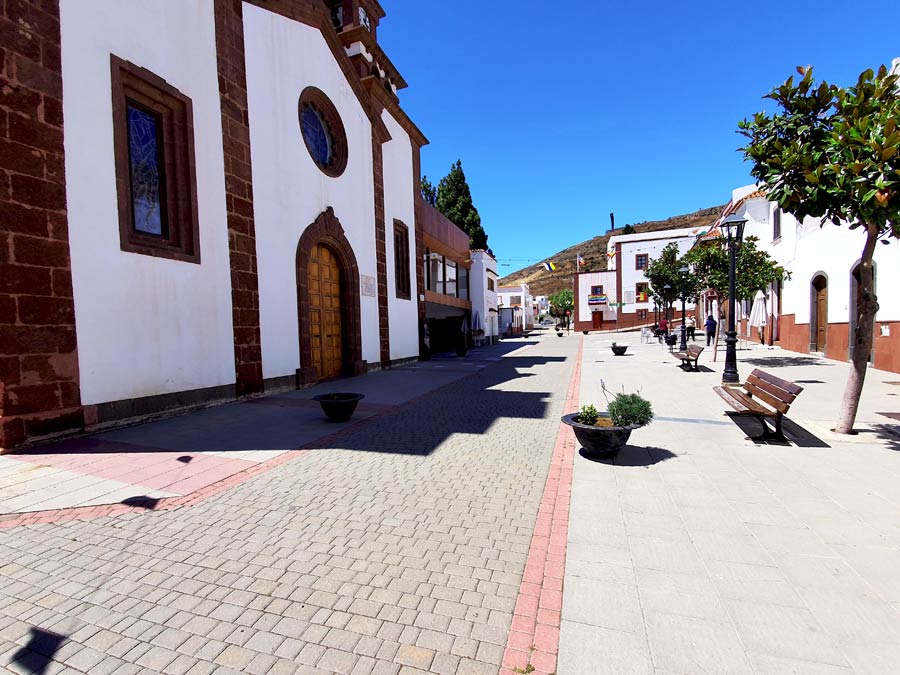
[
  {"xmin": 557, "ymin": 332, "xmax": 564, "ymax": 337},
  {"xmin": 562, "ymin": 412, "xmax": 639, "ymax": 459},
  {"xmin": 313, "ymin": 393, "xmax": 365, "ymax": 422},
  {"xmin": 611, "ymin": 345, "xmax": 628, "ymax": 356},
  {"xmin": 582, "ymin": 330, "xmax": 589, "ymax": 335}
]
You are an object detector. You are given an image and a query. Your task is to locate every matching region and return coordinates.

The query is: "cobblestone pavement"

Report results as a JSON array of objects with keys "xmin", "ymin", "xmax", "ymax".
[{"xmin": 0, "ymin": 335, "xmax": 576, "ymax": 675}]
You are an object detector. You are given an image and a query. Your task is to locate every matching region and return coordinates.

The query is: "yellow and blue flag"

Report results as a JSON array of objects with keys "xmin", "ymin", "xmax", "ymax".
[{"xmin": 542, "ymin": 262, "xmax": 557, "ymax": 271}]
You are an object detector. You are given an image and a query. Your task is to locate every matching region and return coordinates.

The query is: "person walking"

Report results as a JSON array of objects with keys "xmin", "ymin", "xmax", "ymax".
[
  {"xmin": 705, "ymin": 314, "xmax": 717, "ymax": 346},
  {"xmin": 686, "ymin": 315, "xmax": 696, "ymax": 341}
]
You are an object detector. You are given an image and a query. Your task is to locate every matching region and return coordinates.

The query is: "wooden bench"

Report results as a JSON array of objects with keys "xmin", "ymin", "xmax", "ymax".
[
  {"xmin": 713, "ymin": 369, "xmax": 804, "ymax": 442},
  {"xmin": 672, "ymin": 344, "xmax": 704, "ymax": 371}
]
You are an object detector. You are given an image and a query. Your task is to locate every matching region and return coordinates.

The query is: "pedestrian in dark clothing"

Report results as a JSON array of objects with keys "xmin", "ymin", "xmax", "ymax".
[{"xmin": 705, "ymin": 315, "xmax": 717, "ymax": 346}]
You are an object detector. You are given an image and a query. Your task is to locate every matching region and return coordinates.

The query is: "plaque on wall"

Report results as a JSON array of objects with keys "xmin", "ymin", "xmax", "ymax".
[{"xmin": 361, "ymin": 274, "xmax": 376, "ymax": 297}]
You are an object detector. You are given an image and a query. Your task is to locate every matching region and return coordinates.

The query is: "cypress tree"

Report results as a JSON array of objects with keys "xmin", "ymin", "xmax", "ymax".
[{"xmin": 436, "ymin": 160, "xmax": 489, "ymax": 249}]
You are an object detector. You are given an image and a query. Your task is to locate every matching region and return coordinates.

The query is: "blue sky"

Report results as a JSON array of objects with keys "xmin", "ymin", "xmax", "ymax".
[{"xmin": 379, "ymin": 1, "xmax": 900, "ymax": 276}]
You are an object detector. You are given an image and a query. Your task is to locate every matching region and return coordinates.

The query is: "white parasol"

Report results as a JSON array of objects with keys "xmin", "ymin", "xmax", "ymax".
[{"xmin": 748, "ymin": 290, "xmax": 768, "ymax": 328}]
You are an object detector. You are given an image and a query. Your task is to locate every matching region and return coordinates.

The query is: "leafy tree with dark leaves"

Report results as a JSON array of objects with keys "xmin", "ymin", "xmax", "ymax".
[
  {"xmin": 685, "ymin": 237, "xmax": 786, "ymax": 360},
  {"xmin": 436, "ymin": 160, "xmax": 489, "ymax": 249},
  {"xmin": 645, "ymin": 243, "xmax": 700, "ymax": 317},
  {"xmin": 739, "ymin": 64, "xmax": 900, "ymax": 433},
  {"xmin": 549, "ymin": 289, "xmax": 574, "ymax": 327}
]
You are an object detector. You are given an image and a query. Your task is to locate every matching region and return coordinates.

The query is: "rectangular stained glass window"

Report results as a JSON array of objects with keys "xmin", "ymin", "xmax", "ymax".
[{"xmin": 126, "ymin": 103, "xmax": 166, "ymax": 237}]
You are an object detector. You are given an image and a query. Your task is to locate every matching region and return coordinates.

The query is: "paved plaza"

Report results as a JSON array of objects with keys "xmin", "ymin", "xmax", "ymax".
[{"xmin": 1, "ymin": 330, "xmax": 900, "ymax": 674}]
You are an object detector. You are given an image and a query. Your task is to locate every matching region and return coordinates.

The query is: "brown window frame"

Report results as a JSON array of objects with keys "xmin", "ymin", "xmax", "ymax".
[
  {"xmin": 111, "ymin": 55, "xmax": 200, "ymax": 264},
  {"xmin": 487, "ymin": 277, "xmax": 495, "ymax": 292},
  {"xmin": 590, "ymin": 285, "xmax": 604, "ymax": 295},
  {"xmin": 637, "ymin": 309, "xmax": 648, "ymax": 320},
  {"xmin": 635, "ymin": 254, "xmax": 648, "ymax": 270},
  {"xmin": 635, "ymin": 282, "xmax": 649, "ymax": 301},
  {"xmin": 393, "ymin": 220, "xmax": 411, "ymax": 300}
]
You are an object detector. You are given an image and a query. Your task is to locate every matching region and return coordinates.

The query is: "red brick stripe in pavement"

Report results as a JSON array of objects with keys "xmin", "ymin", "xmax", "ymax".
[
  {"xmin": 0, "ymin": 341, "xmax": 541, "ymax": 529},
  {"xmin": 501, "ymin": 336, "xmax": 582, "ymax": 675}
]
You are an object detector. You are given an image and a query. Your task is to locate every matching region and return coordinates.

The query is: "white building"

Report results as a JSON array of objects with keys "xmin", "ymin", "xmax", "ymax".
[
  {"xmin": 604, "ymin": 228, "xmax": 700, "ymax": 329},
  {"xmin": 497, "ymin": 283, "xmax": 533, "ymax": 333},
  {"xmin": 573, "ymin": 271, "xmax": 618, "ymax": 332},
  {"xmin": 533, "ymin": 295, "xmax": 550, "ymax": 321},
  {"xmin": 1, "ymin": 0, "xmax": 438, "ymax": 449},
  {"xmin": 716, "ymin": 185, "xmax": 900, "ymax": 373},
  {"xmin": 469, "ymin": 250, "xmax": 499, "ymax": 344}
]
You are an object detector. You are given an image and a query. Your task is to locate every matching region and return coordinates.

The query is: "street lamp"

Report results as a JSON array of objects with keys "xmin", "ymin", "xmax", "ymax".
[
  {"xmin": 721, "ymin": 214, "xmax": 747, "ymax": 384},
  {"xmin": 679, "ymin": 264, "xmax": 690, "ymax": 351}
]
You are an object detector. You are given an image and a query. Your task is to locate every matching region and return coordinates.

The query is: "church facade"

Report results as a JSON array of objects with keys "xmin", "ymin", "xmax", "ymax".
[{"xmin": 1, "ymin": 0, "xmax": 437, "ymax": 450}]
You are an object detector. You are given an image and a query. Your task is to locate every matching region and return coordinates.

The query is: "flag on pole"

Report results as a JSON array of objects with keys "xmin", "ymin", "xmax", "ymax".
[
  {"xmin": 542, "ymin": 262, "xmax": 557, "ymax": 271},
  {"xmin": 606, "ymin": 250, "xmax": 616, "ymax": 260},
  {"xmin": 577, "ymin": 254, "xmax": 584, "ymax": 265}
]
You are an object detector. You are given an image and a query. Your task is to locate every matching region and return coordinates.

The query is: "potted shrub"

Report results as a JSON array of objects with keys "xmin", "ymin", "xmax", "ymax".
[
  {"xmin": 562, "ymin": 386, "xmax": 653, "ymax": 458},
  {"xmin": 312, "ymin": 392, "xmax": 365, "ymax": 422},
  {"xmin": 582, "ymin": 329, "xmax": 589, "ymax": 335},
  {"xmin": 611, "ymin": 342, "xmax": 628, "ymax": 356}
]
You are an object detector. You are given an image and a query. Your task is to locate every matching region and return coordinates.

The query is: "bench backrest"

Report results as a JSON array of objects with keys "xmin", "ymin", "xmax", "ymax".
[
  {"xmin": 686, "ymin": 345, "xmax": 704, "ymax": 357},
  {"xmin": 745, "ymin": 369, "xmax": 803, "ymax": 414}
]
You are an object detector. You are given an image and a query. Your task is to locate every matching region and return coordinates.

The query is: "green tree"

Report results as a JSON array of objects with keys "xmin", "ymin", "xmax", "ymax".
[
  {"xmin": 420, "ymin": 176, "xmax": 437, "ymax": 206},
  {"xmin": 645, "ymin": 243, "xmax": 700, "ymax": 317},
  {"xmin": 622, "ymin": 224, "xmax": 637, "ymax": 235},
  {"xmin": 685, "ymin": 236, "xmax": 786, "ymax": 360},
  {"xmin": 739, "ymin": 64, "xmax": 900, "ymax": 433},
  {"xmin": 549, "ymin": 289, "xmax": 574, "ymax": 327},
  {"xmin": 436, "ymin": 160, "xmax": 489, "ymax": 249}
]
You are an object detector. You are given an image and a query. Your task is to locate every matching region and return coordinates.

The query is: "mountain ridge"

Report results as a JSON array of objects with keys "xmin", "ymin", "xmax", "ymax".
[{"xmin": 497, "ymin": 205, "xmax": 725, "ymax": 297}]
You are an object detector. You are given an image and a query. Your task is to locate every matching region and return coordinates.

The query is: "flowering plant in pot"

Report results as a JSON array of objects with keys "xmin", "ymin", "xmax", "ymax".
[{"xmin": 562, "ymin": 383, "xmax": 653, "ymax": 458}]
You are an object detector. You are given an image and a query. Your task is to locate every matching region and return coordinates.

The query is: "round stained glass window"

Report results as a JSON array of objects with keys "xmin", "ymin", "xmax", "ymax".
[
  {"xmin": 301, "ymin": 105, "xmax": 332, "ymax": 167},
  {"xmin": 298, "ymin": 87, "xmax": 347, "ymax": 178}
]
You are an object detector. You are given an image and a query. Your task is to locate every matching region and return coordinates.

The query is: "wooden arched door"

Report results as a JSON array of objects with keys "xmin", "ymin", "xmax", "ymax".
[
  {"xmin": 812, "ymin": 275, "xmax": 827, "ymax": 352},
  {"xmin": 308, "ymin": 244, "xmax": 343, "ymax": 379}
]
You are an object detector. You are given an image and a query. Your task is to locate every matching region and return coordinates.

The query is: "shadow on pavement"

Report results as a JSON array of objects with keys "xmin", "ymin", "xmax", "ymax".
[
  {"xmin": 868, "ymin": 424, "xmax": 900, "ymax": 452},
  {"xmin": 120, "ymin": 496, "xmax": 162, "ymax": 510},
  {"xmin": 328, "ymin": 354, "xmax": 567, "ymax": 456},
  {"xmin": 742, "ymin": 355, "xmax": 833, "ymax": 368},
  {"xmin": 728, "ymin": 415, "xmax": 831, "ymax": 448},
  {"xmin": 578, "ymin": 446, "xmax": 676, "ymax": 466},
  {"xmin": 10, "ymin": 628, "xmax": 66, "ymax": 675},
  {"xmin": 13, "ymin": 347, "xmax": 563, "ymax": 458}
]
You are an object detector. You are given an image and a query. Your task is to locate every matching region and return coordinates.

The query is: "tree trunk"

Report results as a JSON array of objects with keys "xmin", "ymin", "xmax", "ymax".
[{"xmin": 834, "ymin": 225, "xmax": 880, "ymax": 434}]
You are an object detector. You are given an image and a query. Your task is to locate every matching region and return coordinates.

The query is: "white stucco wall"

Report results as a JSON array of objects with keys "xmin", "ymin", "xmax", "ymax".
[
  {"xmin": 738, "ymin": 196, "xmax": 900, "ymax": 327},
  {"xmin": 608, "ymin": 228, "xmax": 699, "ymax": 314},
  {"xmin": 469, "ymin": 251, "xmax": 498, "ymax": 338},
  {"xmin": 60, "ymin": 0, "xmax": 236, "ymax": 405},
  {"xmin": 576, "ymin": 272, "xmax": 617, "ymax": 324},
  {"xmin": 381, "ymin": 110, "xmax": 418, "ymax": 361},
  {"xmin": 243, "ymin": 4, "xmax": 380, "ymax": 379}
]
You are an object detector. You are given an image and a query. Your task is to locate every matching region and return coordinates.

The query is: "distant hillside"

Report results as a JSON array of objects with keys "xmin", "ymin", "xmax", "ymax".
[{"xmin": 498, "ymin": 205, "xmax": 725, "ymax": 297}]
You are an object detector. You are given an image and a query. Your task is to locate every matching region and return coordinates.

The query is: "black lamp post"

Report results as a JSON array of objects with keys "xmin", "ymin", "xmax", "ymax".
[
  {"xmin": 722, "ymin": 214, "xmax": 747, "ymax": 384},
  {"xmin": 679, "ymin": 265, "xmax": 690, "ymax": 351}
]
